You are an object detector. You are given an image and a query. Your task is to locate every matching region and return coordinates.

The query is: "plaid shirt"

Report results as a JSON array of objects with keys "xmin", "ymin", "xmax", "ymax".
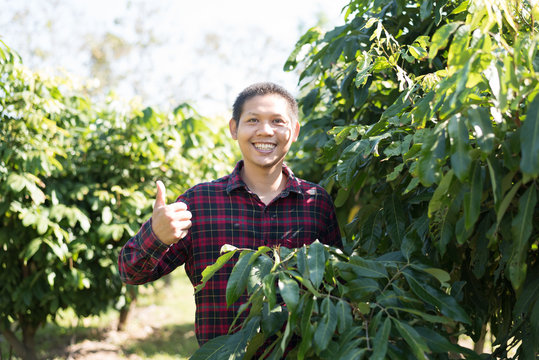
[{"xmin": 118, "ymin": 161, "xmax": 341, "ymax": 345}]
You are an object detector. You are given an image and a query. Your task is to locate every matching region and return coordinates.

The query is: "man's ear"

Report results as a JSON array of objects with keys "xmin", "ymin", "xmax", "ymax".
[
  {"xmin": 291, "ymin": 119, "xmax": 301, "ymax": 142},
  {"xmin": 229, "ymin": 118, "xmax": 238, "ymax": 140}
]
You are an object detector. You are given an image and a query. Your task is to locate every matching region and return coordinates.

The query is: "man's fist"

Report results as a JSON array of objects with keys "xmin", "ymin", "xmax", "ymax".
[{"xmin": 151, "ymin": 180, "xmax": 192, "ymax": 245}]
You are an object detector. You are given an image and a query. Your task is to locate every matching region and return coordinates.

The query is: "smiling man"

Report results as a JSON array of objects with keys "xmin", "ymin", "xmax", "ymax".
[{"xmin": 118, "ymin": 82, "xmax": 342, "ymax": 346}]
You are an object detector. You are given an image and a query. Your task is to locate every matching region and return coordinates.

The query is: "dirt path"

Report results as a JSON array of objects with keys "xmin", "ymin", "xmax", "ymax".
[{"xmin": 42, "ymin": 273, "xmax": 198, "ymax": 360}]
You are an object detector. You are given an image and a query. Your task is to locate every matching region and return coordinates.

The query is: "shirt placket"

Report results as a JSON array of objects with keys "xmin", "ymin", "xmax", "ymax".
[{"xmin": 262, "ymin": 204, "xmax": 274, "ymax": 247}]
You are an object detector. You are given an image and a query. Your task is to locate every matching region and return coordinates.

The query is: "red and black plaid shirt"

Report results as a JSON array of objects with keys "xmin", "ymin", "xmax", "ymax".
[{"xmin": 118, "ymin": 161, "xmax": 341, "ymax": 345}]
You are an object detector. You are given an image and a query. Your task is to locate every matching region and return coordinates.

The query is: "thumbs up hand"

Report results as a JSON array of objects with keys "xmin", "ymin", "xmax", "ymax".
[{"xmin": 151, "ymin": 180, "xmax": 192, "ymax": 245}]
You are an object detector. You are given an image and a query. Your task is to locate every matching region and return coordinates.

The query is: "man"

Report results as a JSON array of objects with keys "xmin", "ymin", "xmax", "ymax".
[{"xmin": 118, "ymin": 82, "xmax": 341, "ymax": 345}]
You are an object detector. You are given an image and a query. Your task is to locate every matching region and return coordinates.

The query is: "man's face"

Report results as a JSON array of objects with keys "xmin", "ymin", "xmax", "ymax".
[{"xmin": 229, "ymin": 94, "xmax": 300, "ymax": 171}]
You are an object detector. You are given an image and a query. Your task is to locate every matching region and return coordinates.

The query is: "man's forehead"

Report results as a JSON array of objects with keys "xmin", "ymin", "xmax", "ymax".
[{"xmin": 241, "ymin": 95, "xmax": 297, "ymax": 120}]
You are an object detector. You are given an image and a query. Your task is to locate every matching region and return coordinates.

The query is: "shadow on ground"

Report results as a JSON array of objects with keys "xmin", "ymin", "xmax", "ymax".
[{"xmin": 121, "ymin": 322, "xmax": 199, "ymax": 358}]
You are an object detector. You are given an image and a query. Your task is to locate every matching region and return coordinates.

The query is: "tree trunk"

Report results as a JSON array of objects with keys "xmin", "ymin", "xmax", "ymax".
[
  {"xmin": 117, "ymin": 303, "xmax": 131, "ymax": 331},
  {"xmin": 473, "ymin": 323, "xmax": 487, "ymax": 354},
  {"xmin": 117, "ymin": 286, "xmax": 137, "ymax": 331},
  {"xmin": 1, "ymin": 326, "xmax": 38, "ymax": 360}
]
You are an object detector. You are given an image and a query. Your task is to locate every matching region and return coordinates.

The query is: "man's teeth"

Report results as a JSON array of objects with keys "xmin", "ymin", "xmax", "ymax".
[{"xmin": 254, "ymin": 143, "xmax": 276, "ymax": 150}]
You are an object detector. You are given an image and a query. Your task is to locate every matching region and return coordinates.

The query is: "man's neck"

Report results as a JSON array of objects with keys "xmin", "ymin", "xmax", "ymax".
[{"xmin": 241, "ymin": 162, "xmax": 287, "ymax": 205}]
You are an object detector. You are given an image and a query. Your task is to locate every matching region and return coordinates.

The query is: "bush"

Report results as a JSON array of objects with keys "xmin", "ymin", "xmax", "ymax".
[{"xmin": 0, "ymin": 40, "xmax": 237, "ymax": 359}]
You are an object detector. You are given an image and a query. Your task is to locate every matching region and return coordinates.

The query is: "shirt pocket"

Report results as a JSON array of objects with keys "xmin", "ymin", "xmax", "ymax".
[
  {"xmin": 217, "ymin": 221, "xmax": 258, "ymax": 249},
  {"xmin": 280, "ymin": 226, "xmax": 319, "ymax": 249}
]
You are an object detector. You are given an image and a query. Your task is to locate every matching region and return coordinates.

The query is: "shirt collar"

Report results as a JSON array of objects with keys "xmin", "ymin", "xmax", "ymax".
[{"xmin": 226, "ymin": 160, "xmax": 304, "ymax": 197}]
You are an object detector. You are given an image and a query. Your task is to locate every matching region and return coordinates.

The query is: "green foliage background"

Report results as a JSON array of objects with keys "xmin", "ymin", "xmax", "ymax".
[{"xmin": 0, "ymin": 39, "xmax": 238, "ymax": 359}]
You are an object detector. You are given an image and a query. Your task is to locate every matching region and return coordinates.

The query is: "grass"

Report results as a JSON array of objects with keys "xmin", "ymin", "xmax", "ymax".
[{"xmin": 1, "ymin": 267, "xmax": 199, "ymax": 359}]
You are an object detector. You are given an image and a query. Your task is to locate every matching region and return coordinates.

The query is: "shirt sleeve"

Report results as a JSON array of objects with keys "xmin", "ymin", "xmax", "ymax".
[{"xmin": 118, "ymin": 217, "xmax": 190, "ymax": 284}]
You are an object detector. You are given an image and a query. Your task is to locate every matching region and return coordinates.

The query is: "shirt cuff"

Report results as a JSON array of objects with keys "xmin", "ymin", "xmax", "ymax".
[{"xmin": 139, "ymin": 218, "xmax": 170, "ymax": 259}]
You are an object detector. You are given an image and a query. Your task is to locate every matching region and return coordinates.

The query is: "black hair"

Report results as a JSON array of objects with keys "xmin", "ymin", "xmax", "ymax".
[{"xmin": 231, "ymin": 82, "xmax": 298, "ymax": 124}]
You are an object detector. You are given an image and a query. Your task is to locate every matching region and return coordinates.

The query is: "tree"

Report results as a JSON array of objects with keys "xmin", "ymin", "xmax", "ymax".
[
  {"xmin": 192, "ymin": 0, "xmax": 538, "ymax": 358},
  {"xmin": 0, "ymin": 40, "xmax": 237, "ymax": 359}
]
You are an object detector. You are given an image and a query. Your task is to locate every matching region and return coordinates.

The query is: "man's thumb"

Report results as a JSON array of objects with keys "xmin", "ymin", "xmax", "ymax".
[{"xmin": 154, "ymin": 180, "xmax": 167, "ymax": 208}]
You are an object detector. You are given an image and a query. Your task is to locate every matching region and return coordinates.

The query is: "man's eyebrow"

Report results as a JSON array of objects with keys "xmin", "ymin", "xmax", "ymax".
[{"xmin": 244, "ymin": 111, "xmax": 286, "ymax": 117}]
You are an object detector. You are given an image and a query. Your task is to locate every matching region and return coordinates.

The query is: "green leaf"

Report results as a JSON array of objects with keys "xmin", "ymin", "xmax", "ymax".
[
  {"xmin": 7, "ymin": 173, "xmax": 26, "ymax": 192},
  {"xmin": 420, "ymin": 0, "xmax": 433, "ymax": 21},
  {"xmin": 301, "ymin": 88, "xmax": 320, "ymax": 117},
  {"xmin": 190, "ymin": 317, "xmax": 259, "ymax": 360},
  {"xmin": 409, "ymin": 45, "xmax": 427, "ymax": 60},
  {"xmin": 195, "ymin": 249, "xmax": 237, "ymax": 293},
  {"xmin": 355, "ymin": 51, "xmax": 373, "ymax": 87},
  {"xmin": 487, "ymin": 156, "xmax": 503, "ymax": 210},
  {"xmin": 278, "ymin": 272, "xmax": 300, "ymax": 312},
  {"xmin": 43, "ymin": 239, "xmax": 67, "ymax": 262},
  {"xmin": 300, "ymin": 294, "xmax": 315, "ymax": 334},
  {"xmin": 381, "ymin": 91, "xmax": 412, "ymax": 120},
  {"xmin": 496, "ymin": 180, "xmax": 522, "ymax": 224},
  {"xmin": 36, "ymin": 214, "xmax": 49, "ymax": 235},
  {"xmin": 388, "ymin": 306, "xmax": 453, "ymax": 324},
  {"xmin": 278, "ymin": 311, "xmax": 296, "ymax": 356},
  {"xmin": 448, "ymin": 114, "xmax": 471, "ymax": 181},
  {"xmin": 384, "ymin": 194, "xmax": 406, "ymax": 245},
  {"xmin": 226, "ymin": 251, "xmax": 254, "ymax": 306},
  {"xmin": 25, "ymin": 180, "xmax": 45, "ymax": 205},
  {"xmin": 102, "ymin": 206, "xmax": 112, "ymax": 225},
  {"xmin": 521, "ymin": 94, "xmax": 539, "ymax": 177},
  {"xmin": 307, "ymin": 240, "xmax": 327, "ymax": 289},
  {"xmin": 429, "ymin": 22, "xmax": 462, "ymax": 60},
  {"xmin": 284, "ymin": 27, "xmax": 322, "ymax": 71},
  {"xmin": 468, "ymin": 107, "xmax": 494, "ymax": 154},
  {"xmin": 291, "ymin": 272, "xmax": 323, "ymax": 297},
  {"xmin": 334, "ymin": 186, "xmax": 351, "ymax": 208},
  {"xmin": 297, "ymin": 246, "xmax": 308, "ymax": 277},
  {"xmin": 371, "ymin": 317, "xmax": 391, "ymax": 360},
  {"xmin": 463, "ymin": 162, "xmax": 482, "ymax": 230},
  {"xmin": 392, "ymin": 319, "xmax": 430, "ymax": 359},
  {"xmin": 404, "ymin": 272, "xmax": 470, "ymax": 324},
  {"xmin": 356, "ymin": 302, "xmax": 370, "ymax": 315},
  {"xmin": 415, "ymin": 267, "xmax": 451, "ymax": 284},
  {"xmin": 415, "ymin": 327, "xmax": 481, "ymax": 359},
  {"xmin": 336, "ymin": 299, "xmax": 353, "ymax": 333},
  {"xmin": 22, "ymin": 238, "xmax": 43, "ymax": 261},
  {"xmin": 314, "ymin": 297, "xmax": 337, "ymax": 353},
  {"xmin": 349, "ymin": 256, "xmax": 388, "ymax": 279},
  {"xmin": 509, "ymin": 185, "xmax": 537, "ymax": 292},
  {"xmin": 416, "ymin": 128, "xmax": 446, "ymax": 186},
  {"xmin": 261, "ymin": 304, "xmax": 287, "ymax": 336},
  {"xmin": 297, "ymin": 294, "xmax": 315, "ymax": 360},
  {"xmin": 247, "ymin": 255, "xmax": 273, "ymax": 294},
  {"xmin": 342, "ymin": 278, "xmax": 380, "ymax": 301},
  {"xmin": 428, "ymin": 169, "xmax": 454, "ymax": 217},
  {"xmin": 263, "ymin": 273, "xmax": 278, "ymax": 309}
]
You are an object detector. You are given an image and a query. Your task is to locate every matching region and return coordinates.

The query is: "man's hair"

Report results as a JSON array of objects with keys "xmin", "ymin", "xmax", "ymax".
[{"xmin": 232, "ymin": 82, "xmax": 298, "ymax": 124}]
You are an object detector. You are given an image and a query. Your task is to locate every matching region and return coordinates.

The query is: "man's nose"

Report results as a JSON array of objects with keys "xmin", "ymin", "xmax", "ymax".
[{"xmin": 257, "ymin": 121, "xmax": 274, "ymax": 135}]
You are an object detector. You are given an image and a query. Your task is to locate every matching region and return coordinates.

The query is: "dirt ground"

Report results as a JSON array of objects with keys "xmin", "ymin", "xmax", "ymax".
[
  {"xmin": 36, "ymin": 273, "xmax": 198, "ymax": 360},
  {"xmin": 42, "ymin": 302, "xmax": 195, "ymax": 359}
]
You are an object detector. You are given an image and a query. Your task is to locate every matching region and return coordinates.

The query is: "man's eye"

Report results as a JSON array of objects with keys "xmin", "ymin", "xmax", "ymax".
[{"xmin": 273, "ymin": 118, "xmax": 285, "ymax": 124}]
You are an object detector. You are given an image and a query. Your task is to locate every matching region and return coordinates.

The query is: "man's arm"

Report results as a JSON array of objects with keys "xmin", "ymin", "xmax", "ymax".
[
  {"xmin": 118, "ymin": 219, "xmax": 173, "ymax": 284},
  {"xmin": 118, "ymin": 181, "xmax": 192, "ymax": 284}
]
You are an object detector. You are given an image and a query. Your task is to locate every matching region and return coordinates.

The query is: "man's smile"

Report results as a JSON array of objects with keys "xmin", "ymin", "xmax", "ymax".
[{"xmin": 253, "ymin": 142, "xmax": 276, "ymax": 152}]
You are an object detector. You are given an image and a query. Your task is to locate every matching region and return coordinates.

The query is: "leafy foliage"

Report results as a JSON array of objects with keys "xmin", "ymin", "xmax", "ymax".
[
  {"xmin": 191, "ymin": 244, "xmax": 479, "ymax": 360},
  {"xmin": 0, "ymin": 40, "xmax": 237, "ymax": 359},
  {"xmin": 195, "ymin": 0, "xmax": 539, "ymax": 358}
]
